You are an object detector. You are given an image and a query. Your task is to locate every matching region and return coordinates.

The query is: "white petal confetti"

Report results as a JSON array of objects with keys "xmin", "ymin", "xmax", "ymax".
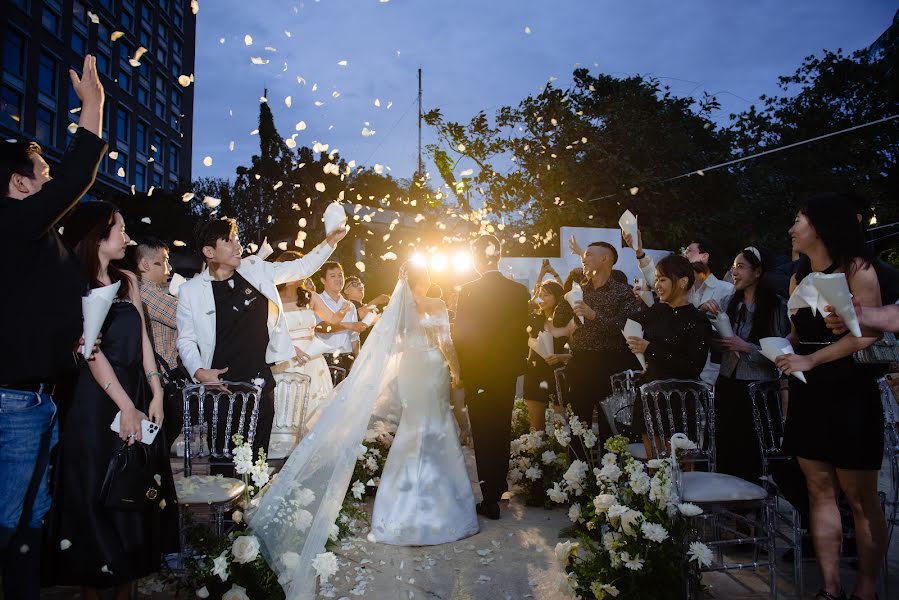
[
  {"xmin": 178, "ymin": 75, "xmax": 192, "ymax": 87},
  {"xmin": 60, "ymin": 539, "xmax": 72, "ymax": 550},
  {"xmin": 244, "ymin": 34, "xmax": 253, "ymax": 46},
  {"xmin": 111, "ymin": 31, "xmax": 125, "ymax": 41},
  {"xmin": 524, "ymin": 26, "xmax": 532, "ymax": 34},
  {"xmin": 203, "ymin": 156, "xmax": 213, "ymax": 167},
  {"xmin": 285, "ymin": 96, "xmax": 292, "ymax": 108},
  {"xmin": 337, "ymin": 60, "xmax": 348, "ymax": 66},
  {"xmin": 250, "ymin": 57, "xmax": 269, "ymax": 65},
  {"xmin": 203, "ymin": 196, "xmax": 221, "ymax": 208},
  {"xmin": 277, "ymin": 241, "xmax": 288, "ymax": 251},
  {"xmin": 314, "ymin": 182, "xmax": 326, "ymax": 192},
  {"xmin": 182, "ymin": 192, "xmax": 195, "ymax": 203},
  {"xmin": 108, "ymin": 151, "xmax": 119, "ymax": 160},
  {"xmin": 141, "ymin": 217, "xmax": 151, "ymax": 224},
  {"xmin": 296, "ymin": 121, "xmax": 307, "ymax": 131},
  {"xmin": 355, "ymin": 261, "xmax": 366, "ymax": 272},
  {"xmin": 173, "ymin": 240, "xmax": 186, "ymax": 247}
]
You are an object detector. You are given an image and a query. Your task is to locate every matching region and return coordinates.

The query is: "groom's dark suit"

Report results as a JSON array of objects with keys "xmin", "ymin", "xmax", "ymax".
[{"xmin": 453, "ymin": 270, "xmax": 530, "ymax": 507}]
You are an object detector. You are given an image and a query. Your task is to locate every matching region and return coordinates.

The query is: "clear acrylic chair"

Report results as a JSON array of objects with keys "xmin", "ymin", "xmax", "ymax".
[
  {"xmin": 640, "ymin": 378, "xmax": 778, "ymax": 599},
  {"xmin": 176, "ymin": 381, "xmax": 263, "ymax": 540},
  {"xmin": 553, "ymin": 366, "xmax": 568, "ymax": 411},
  {"xmin": 748, "ymin": 379, "xmax": 804, "ymax": 598},
  {"xmin": 602, "ymin": 369, "xmax": 643, "ymax": 457},
  {"xmin": 329, "ymin": 364, "xmax": 348, "ymax": 386},
  {"xmin": 269, "ymin": 372, "xmax": 312, "ymax": 461},
  {"xmin": 878, "ymin": 377, "xmax": 899, "ymax": 600}
]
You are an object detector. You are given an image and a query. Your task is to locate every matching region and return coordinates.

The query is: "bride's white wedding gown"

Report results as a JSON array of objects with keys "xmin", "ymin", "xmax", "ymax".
[{"xmin": 369, "ymin": 311, "xmax": 479, "ymax": 545}]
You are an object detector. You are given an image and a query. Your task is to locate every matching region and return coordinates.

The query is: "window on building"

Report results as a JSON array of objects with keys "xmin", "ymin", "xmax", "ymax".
[
  {"xmin": 98, "ymin": 23, "xmax": 110, "ymax": 49},
  {"xmin": 71, "ymin": 31, "xmax": 87, "ymax": 56},
  {"xmin": 121, "ymin": 9, "xmax": 134, "ymax": 31},
  {"xmin": 72, "ymin": 0, "xmax": 87, "ymax": 24},
  {"xmin": 136, "ymin": 120, "xmax": 148, "ymax": 153},
  {"xmin": 151, "ymin": 170, "xmax": 162, "ymax": 189},
  {"xmin": 152, "ymin": 132, "xmax": 164, "ymax": 163},
  {"xmin": 116, "ymin": 107, "xmax": 130, "ymax": 142},
  {"xmin": 102, "ymin": 95, "xmax": 111, "ymax": 141},
  {"xmin": 170, "ymin": 59, "xmax": 181, "ymax": 78},
  {"xmin": 41, "ymin": 7, "xmax": 61, "ymax": 36},
  {"xmin": 10, "ymin": 0, "xmax": 29, "ymax": 13},
  {"xmin": 168, "ymin": 144, "xmax": 180, "ymax": 175},
  {"xmin": 113, "ymin": 151, "xmax": 128, "ymax": 179},
  {"xmin": 137, "ymin": 85, "xmax": 149, "ymax": 106},
  {"xmin": 173, "ymin": 11, "xmax": 183, "ymax": 29},
  {"xmin": 0, "ymin": 86, "xmax": 23, "ymax": 130},
  {"xmin": 169, "ymin": 112, "xmax": 179, "ymax": 131},
  {"xmin": 159, "ymin": 0, "xmax": 169, "ymax": 13},
  {"xmin": 38, "ymin": 54, "xmax": 58, "ymax": 98},
  {"xmin": 119, "ymin": 42, "xmax": 131, "ymax": 64},
  {"xmin": 154, "ymin": 98, "xmax": 165, "ymax": 120},
  {"xmin": 118, "ymin": 71, "xmax": 131, "ymax": 93},
  {"xmin": 35, "ymin": 106, "xmax": 55, "ymax": 146},
  {"xmin": 172, "ymin": 38, "xmax": 183, "ymax": 62},
  {"xmin": 68, "ymin": 86, "xmax": 80, "ymax": 115},
  {"xmin": 99, "ymin": 0, "xmax": 113, "ymax": 11},
  {"xmin": 155, "ymin": 77, "xmax": 165, "ymax": 94},
  {"xmin": 141, "ymin": 4, "xmax": 152, "ymax": 24},
  {"xmin": 135, "ymin": 162, "xmax": 146, "ymax": 191},
  {"xmin": 3, "ymin": 29, "xmax": 26, "ymax": 78},
  {"xmin": 96, "ymin": 52, "xmax": 111, "ymax": 77},
  {"xmin": 139, "ymin": 28, "xmax": 151, "ymax": 50}
]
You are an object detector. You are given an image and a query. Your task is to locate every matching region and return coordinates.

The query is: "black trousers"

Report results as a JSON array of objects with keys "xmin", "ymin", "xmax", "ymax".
[
  {"xmin": 465, "ymin": 376, "xmax": 517, "ymax": 504},
  {"xmin": 566, "ymin": 350, "xmax": 638, "ymax": 440}
]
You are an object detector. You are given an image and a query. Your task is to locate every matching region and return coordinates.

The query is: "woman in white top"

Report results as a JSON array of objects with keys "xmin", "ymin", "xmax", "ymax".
[{"xmin": 269, "ymin": 252, "xmax": 352, "ymax": 458}]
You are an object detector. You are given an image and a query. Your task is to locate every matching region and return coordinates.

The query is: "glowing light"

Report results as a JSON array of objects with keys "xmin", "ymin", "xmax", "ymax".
[
  {"xmin": 452, "ymin": 251, "xmax": 473, "ymax": 272},
  {"xmin": 431, "ymin": 254, "xmax": 448, "ymax": 272},
  {"xmin": 870, "ymin": 215, "xmax": 877, "ymax": 225},
  {"xmin": 410, "ymin": 253, "xmax": 427, "ymax": 267}
]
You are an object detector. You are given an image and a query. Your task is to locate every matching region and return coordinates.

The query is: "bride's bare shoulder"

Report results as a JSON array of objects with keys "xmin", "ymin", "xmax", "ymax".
[{"xmin": 416, "ymin": 296, "xmax": 448, "ymax": 313}]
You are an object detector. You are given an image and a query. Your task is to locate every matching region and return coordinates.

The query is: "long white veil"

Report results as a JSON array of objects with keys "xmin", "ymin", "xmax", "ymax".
[{"xmin": 248, "ymin": 267, "xmax": 427, "ymax": 598}]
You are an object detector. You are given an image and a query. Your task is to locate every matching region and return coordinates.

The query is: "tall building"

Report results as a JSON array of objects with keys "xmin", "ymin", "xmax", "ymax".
[{"xmin": 1, "ymin": 0, "xmax": 197, "ymax": 197}]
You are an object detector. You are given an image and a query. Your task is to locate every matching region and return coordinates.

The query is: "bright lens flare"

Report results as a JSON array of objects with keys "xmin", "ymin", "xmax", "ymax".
[
  {"xmin": 410, "ymin": 253, "xmax": 428, "ymax": 267},
  {"xmin": 452, "ymin": 251, "xmax": 473, "ymax": 272},
  {"xmin": 431, "ymin": 253, "xmax": 448, "ymax": 272}
]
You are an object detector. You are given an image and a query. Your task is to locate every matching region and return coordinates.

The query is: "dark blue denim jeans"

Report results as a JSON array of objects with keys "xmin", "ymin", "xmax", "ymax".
[{"xmin": 0, "ymin": 387, "xmax": 58, "ymax": 598}]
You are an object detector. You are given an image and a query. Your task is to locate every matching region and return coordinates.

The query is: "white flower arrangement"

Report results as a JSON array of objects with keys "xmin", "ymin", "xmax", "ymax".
[
  {"xmin": 507, "ymin": 407, "xmax": 570, "ymax": 507},
  {"xmin": 230, "ymin": 434, "xmax": 270, "ymax": 506},
  {"xmin": 548, "ymin": 406, "xmax": 708, "ymax": 599}
]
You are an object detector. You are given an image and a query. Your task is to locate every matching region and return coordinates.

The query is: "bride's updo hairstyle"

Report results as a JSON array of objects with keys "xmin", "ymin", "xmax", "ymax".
[{"xmin": 402, "ymin": 260, "xmax": 431, "ymax": 292}]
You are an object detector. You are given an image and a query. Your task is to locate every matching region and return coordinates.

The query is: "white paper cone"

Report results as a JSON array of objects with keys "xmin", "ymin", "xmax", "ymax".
[
  {"xmin": 361, "ymin": 310, "xmax": 378, "ymax": 327},
  {"xmin": 621, "ymin": 318, "xmax": 647, "ymax": 369},
  {"xmin": 299, "ymin": 337, "xmax": 333, "ymax": 360},
  {"xmin": 639, "ymin": 290, "xmax": 655, "ymax": 307},
  {"xmin": 787, "ymin": 276, "xmax": 821, "ymax": 316},
  {"xmin": 323, "ymin": 202, "xmax": 348, "ymax": 235},
  {"xmin": 715, "ymin": 313, "xmax": 734, "ymax": 338},
  {"xmin": 257, "ymin": 237, "xmax": 274, "ymax": 261},
  {"xmin": 618, "ymin": 209, "xmax": 640, "ymax": 249},
  {"xmin": 168, "ymin": 272, "xmax": 187, "ymax": 298},
  {"xmin": 537, "ymin": 330, "xmax": 554, "ymax": 359},
  {"xmin": 81, "ymin": 281, "xmax": 122, "ymax": 358},
  {"xmin": 759, "ymin": 337, "xmax": 807, "ymax": 383},
  {"xmin": 812, "ymin": 273, "xmax": 862, "ymax": 337},
  {"xmin": 564, "ymin": 283, "xmax": 585, "ymax": 323}
]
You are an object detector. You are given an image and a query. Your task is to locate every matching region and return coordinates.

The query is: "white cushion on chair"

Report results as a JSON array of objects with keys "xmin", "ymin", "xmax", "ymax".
[
  {"xmin": 627, "ymin": 443, "xmax": 647, "ymax": 460},
  {"xmin": 681, "ymin": 472, "xmax": 767, "ymax": 503},
  {"xmin": 176, "ymin": 475, "xmax": 246, "ymax": 505}
]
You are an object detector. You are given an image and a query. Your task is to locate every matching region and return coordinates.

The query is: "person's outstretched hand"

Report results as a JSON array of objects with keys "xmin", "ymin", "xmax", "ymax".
[
  {"xmin": 824, "ymin": 298, "xmax": 861, "ymax": 336},
  {"xmin": 326, "ymin": 225, "xmax": 348, "ymax": 247},
  {"xmin": 69, "ymin": 55, "xmax": 104, "ymax": 137}
]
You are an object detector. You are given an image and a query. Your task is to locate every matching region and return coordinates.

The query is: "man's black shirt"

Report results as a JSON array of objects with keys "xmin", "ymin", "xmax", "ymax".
[
  {"xmin": 210, "ymin": 272, "xmax": 270, "ymax": 382},
  {"xmin": 0, "ymin": 129, "xmax": 107, "ymax": 384}
]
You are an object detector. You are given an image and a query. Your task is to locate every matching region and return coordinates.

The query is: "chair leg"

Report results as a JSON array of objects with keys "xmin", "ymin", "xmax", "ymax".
[
  {"xmin": 766, "ymin": 499, "xmax": 777, "ymax": 600},
  {"xmin": 792, "ymin": 508, "xmax": 803, "ymax": 600}
]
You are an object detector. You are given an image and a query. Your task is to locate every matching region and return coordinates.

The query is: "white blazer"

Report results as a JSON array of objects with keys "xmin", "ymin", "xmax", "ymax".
[{"xmin": 176, "ymin": 240, "xmax": 334, "ymax": 381}]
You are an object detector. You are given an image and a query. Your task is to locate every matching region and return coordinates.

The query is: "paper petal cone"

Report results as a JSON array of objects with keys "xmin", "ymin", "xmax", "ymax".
[
  {"xmin": 639, "ymin": 290, "xmax": 655, "ymax": 307},
  {"xmin": 168, "ymin": 272, "xmax": 187, "ymax": 297},
  {"xmin": 564, "ymin": 283, "xmax": 585, "ymax": 323},
  {"xmin": 760, "ymin": 337, "xmax": 807, "ymax": 383},
  {"xmin": 788, "ymin": 276, "xmax": 821, "ymax": 316},
  {"xmin": 812, "ymin": 273, "xmax": 862, "ymax": 337},
  {"xmin": 323, "ymin": 202, "xmax": 348, "ymax": 235},
  {"xmin": 361, "ymin": 311, "xmax": 378, "ymax": 326},
  {"xmin": 536, "ymin": 330, "xmax": 554, "ymax": 359},
  {"xmin": 300, "ymin": 337, "xmax": 333, "ymax": 360},
  {"xmin": 715, "ymin": 313, "xmax": 734, "ymax": 337},
  {"xmin": 82, "ymin": 281, "xmax": 121, "ymax": 358},
  {"xmin": 256, "ymin": 237, "xmax": 274, "ymax": 261},
  {"xmin": 618, "ymin": 209, "xmax": 640, "ymax": 249},
  {"xmin": 621, "ymin": 318, "xmax": 646, "ymax": 369}
]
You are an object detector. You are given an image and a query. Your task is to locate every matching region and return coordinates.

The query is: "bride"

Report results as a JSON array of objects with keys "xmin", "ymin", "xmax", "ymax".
[{"xmin": 249, "ymin": 260, "xmax": 479, "ymax": 597}]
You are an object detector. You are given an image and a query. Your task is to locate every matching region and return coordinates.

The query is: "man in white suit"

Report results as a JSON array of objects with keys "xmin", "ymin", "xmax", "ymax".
[{"xmin": 176, "ymin": 218, "xmax": 347, "ymax": 454}]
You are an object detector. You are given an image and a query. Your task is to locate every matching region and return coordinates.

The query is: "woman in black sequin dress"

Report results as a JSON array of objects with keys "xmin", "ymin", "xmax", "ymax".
[
  {"xmin": 523, "ymin": 281, "xmax": 571, "ymax": 431},
  {"xmin": 627, "ymin": 255, "xmax": 711, "ymax": 448},
  {"xmin": 775, "ymin": 194, "xmax": 884, "ymax": 600}
]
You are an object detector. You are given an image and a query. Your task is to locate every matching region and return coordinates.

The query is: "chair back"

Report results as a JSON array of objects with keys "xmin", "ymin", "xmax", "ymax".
[
  {"xmin": 181, "ymin": 381, "xmax": 263, "ymax": 477},
  {"xmin": 553, "ymin": 367, "xmax": 568, "ymax": 409},
  {"xmin": 271, "ymin": 372, "xmax": 312, "ymax": 450},
  {"xmin": 879, "ymin": 377, "xmax": 899, "ymax": 533},
  {"xmin": 747, "ymin": 380, "xmax": 787, "ymax": 482},
  {"xmin": 329, "ymin": 365, "xmax": 348, "ymax": 386},
  {"xmin": 602, "ymin": 369, "xmax": 642, "ymax": 432},
  {"xmin": 638, "ymin": 379, "xmax": 715, "ymax": 470}
]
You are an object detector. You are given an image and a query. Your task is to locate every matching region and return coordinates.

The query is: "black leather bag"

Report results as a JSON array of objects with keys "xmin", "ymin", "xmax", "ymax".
[{"xmin": 99, "ymin": 440, "xmax": 161, "ymax": 511}]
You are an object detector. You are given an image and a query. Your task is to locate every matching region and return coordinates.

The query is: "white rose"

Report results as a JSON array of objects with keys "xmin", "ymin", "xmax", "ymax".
[
  {"xmin": 541, "ymin": 450, "xmax": 556, "ymax": 465},
  {"xmin": 231, "ymin": 535, "xmax": 260, "ymax": 564},
  {"xmin": 598, "ymin": 463, "xmax": 622, "ymax": 483},
  {"xmin": 311, "ymin": 551, "xmax": 339, "ymax": 583},
  {"xmin": 295, "ymin": 508, "xmax": 313, "ymax": 531},
  {"xmin": 568, "ymin": 503, "xmax": 582, "ymax": 523},
  {"xmin": 593, "ymin": 493, "xmax": 616, "ymax": 514},
  {"xmin": 231, "ymin": 510, "xmax": 243, "ymax": 524},
  {"xmin": 554, "ymin": 540, "xmax": 578, "ymax": 566},
  {"xmin": 329, "ymin": 523, "xmax": 340, "ymax": 542},
  {"xmin": 222, "ymin": 584, "xmax": 250, "ymax": 600},
  {"xmin": 630, "ymin": 471, "xmax": 651, "ymax": 495},
  {"xmin": 547, "ymin": 482, "xmax": 568, "ymax": 504},
  {"xmin": 212, "ymin": 551, "xmax": 229, "ymax": 581},
  {"xmin": 351, "ymin": 480, "xmax": 366, "ymax": 500},
  {"xmin": 619, "ymin": 509, "xmax": 642, "ymax": 536},
  {"xmin": 279, "ymin": 551, "xmax": 300, "ymax": 580},
  {"xmin": 525, "ymin": 466, "xmax": 542, "ymax": 481}
]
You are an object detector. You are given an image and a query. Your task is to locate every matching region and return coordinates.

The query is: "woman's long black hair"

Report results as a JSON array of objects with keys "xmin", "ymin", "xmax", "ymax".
[{"xmin": 725, "ymin": 248, "xmax": 780, "ymax": 343}]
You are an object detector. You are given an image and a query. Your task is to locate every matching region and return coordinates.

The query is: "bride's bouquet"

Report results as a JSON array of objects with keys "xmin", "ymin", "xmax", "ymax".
[{"xmin": 547, "ymin": 410, "xmax": 710, "ymax": 599}]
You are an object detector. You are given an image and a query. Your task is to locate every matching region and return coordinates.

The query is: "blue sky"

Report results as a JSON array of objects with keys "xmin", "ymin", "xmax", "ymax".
[{"xmin": 190, "ymin": 0, "xmax": 896, "ymax": 184}]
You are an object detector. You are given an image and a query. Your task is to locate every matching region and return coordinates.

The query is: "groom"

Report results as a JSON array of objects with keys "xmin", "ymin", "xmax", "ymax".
[{"xmin": 454, "ymin": 235, "xmax": 529, "ymax": 519}]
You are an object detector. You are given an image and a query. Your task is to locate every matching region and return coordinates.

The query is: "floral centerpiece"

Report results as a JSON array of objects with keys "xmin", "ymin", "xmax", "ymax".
[
  {"xmin": 548, "ymin": 408, "xmax": 712, "ymax": 600},
  {"xmin": 508, "ymin": 407, "xmax": 571, "ymax": 507}
]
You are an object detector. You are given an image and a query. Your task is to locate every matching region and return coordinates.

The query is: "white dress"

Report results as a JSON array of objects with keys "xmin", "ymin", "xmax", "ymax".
[
  {"xmin": 369, "ymin": 311, "xmax": 479, "ymax": 545},
  {"xmin": 270, "ymin": 309, "xmax": 334, "ymax": 459}
]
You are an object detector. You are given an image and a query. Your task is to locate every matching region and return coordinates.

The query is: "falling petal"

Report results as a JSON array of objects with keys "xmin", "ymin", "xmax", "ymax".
[
  {"xmin": 108, "ymin": 151, "xmax": 119, "ymax": 160},
  {"xmin": 203, "ymin": 156, "xmax": 213, "ymax": 167},
  {"xmin": 60, "ymin": 539, "xmax": 72, "ymax": 550},
  {"xmin": 524, "ymin": 26, "xmax": 532, "ymax": 34},
  {"xmin": 315, "ymin": 182, "xmax": 326, "ymax": 192},
  {"xmin": 296, "ymin": 121, "xmax": 307, "ymax": 131},
  {"xmin": 244, "ymin": 34, "xmax": 253, "ymax": 46},
  {"xmin": 277, "ymin": 242, "xmax": 288, "ymax": 251},
  {"xmin": 178, "ymin": 75, "xmax": 192, "ymax": 87},
  {"xmin": 355, "ymin": 261, "xmax": 366, "ymax": 272},
  {"xmin": 250, "ymin": 57, "xmax": 269, "ymax": 65},
  {"xmin": 117, "ymin": 167, "xmax": 125, "ymax": 178},
  {"xmin": 141, "ymin": 217, "xmax": 151, "ymax": 224},
  {"xmin": 203, "ymin": 196, "xmax": 221, "ymax": 208},
  {"xmin": 182, "ymin": 192, "xmax": 195, "ymax": 202},
  {"xmin": 629, "ymin": 187, "xmax": 639, "ymax": 195},
  {"xmin": 173, "ymin": 240, "xmax": 186, "ymax": 247},
  {"xmin": 337, "ymin": 60, "xmax": 348, "ymax": 66},
  {"xmin": 87, "ymin": 11, "xmax": 100, "ymax": 24},
  {"xmin": 111, "ymin": 31, "xmax": 125, "ymax": 41},
  {"xmin": 285, "ymin": 96, "xmax": 292, "ymax": 108}
]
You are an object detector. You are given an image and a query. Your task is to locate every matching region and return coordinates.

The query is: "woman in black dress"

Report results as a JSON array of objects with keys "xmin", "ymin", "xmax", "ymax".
[
  {"xmin": 627, "ymin": 255, "xmax": 711, "ymax": 452},
  {"xmin": 776, "ymin": 194, "xmax": 884, "ymax": 600},
  {"xmin": 44, "ymin": 202, "xmax": 178, "ymax": 599},
  {"xmin": 523, "ymin": 280, "xmax": 570, "ymax": 431},
  {"xmin": 713, "ymin": 247, "xmax": 789, "ymax": 483}
]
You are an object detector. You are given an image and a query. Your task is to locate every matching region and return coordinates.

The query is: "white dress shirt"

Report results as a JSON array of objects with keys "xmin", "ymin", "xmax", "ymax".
[{"xmin": 315, "ymin": 292, "xmax": 360, "ymax": 354}]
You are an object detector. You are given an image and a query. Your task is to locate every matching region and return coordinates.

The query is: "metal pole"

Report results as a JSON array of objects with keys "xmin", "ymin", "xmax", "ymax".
[{"xmin": 417, "ymin": 68, "xmax": 423, "ymax": 179}]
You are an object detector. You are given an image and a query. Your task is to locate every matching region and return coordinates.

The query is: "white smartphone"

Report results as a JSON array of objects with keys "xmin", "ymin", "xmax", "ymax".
[{"xmin": 110, "ymin": 411, "xmax": 160, "ymax": 445}]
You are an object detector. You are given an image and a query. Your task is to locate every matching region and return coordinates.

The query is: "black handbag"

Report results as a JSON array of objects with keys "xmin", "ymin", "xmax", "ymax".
[{"xmin": 99, "ymin": 440, "xmax": 161, "ymax": 511}]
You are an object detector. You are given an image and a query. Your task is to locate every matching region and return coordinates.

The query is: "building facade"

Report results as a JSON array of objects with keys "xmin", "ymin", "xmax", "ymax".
[{"xmin": 1, "ymin": 0, "xmax": 196, "ymax": 196}]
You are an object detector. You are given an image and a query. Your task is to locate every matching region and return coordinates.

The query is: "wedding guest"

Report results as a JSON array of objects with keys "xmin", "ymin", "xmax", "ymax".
[
  {"xmin": 343, "ymin": 274, "xmax": 388, "ymax": 345},
  {"xmin": 135, "ymin": 238, "xmax": 177, "ymax": 370},
  {"xmin": 566, "ymin": 242, "xmax": 642, "ymax": 437},
  {"xmin": 712, "ymin": 247, "xmax": 789, "ymax": 483},
  {"xmin": 454, "ymin": 234, "xmax": 530, "ymax": 519},
  {"xmin": 523, "ymin": 281, "xmax": 570, "ymax": 431},
  {"xmin": 0, "ymin": 55, "xmax": 106, "ymax": 600},
  {"xmin": 176, "ymin": 218, "xmax": 346, "ymax": 456},
  {"xmin": 825, "ymin": 299, "xmax": 899, "ymax": 335},
  {"xmin": 627, "ymin": 255, "xmax": 711, "ymax": 451},
  {"xmin": 775, "ymin": 193, "xmax": 885, "ymax": 600},
  {"xmin": 314, "ymin": 262, "xmax": 368, "ymax": 373},
  {"xmin": 44, "ymin": 201, "xmax": 179, "ymax": 597}
]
